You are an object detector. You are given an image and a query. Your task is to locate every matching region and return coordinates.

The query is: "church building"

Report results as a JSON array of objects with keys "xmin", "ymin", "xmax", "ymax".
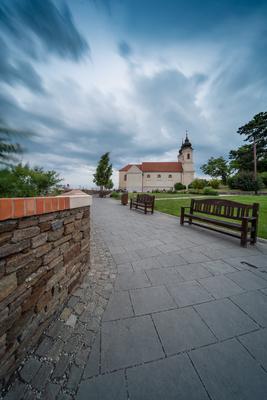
[{"xmin": 119, "ymin": 134, "xmax": 195, "ymax": 192}]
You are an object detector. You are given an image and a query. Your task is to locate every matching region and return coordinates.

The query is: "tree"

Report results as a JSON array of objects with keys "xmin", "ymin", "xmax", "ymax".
[
  {"xmin": 105, "ymin": 179, "xmax": 114, "ymax": 190},
  {"xmin": 0, "ymin": 164, "xmax": 62, "ymax": 197},
  {"xmin": 236, "ymin": 112, "xmax": 267, "ymax": 175},
  {"xmin": 0, "ymin": 121, "xmax": 23, "ymax": 165},
  {"xmin": 93, "ymin": 152, "xmax": 113, "ymax": 196},
  {"xmin": 201, "ymin": 157, "xmax": 229, "ymax": 184},
  {"xmin": 237, "ymin": 112, "xmax": 267, "ymax": 144}
]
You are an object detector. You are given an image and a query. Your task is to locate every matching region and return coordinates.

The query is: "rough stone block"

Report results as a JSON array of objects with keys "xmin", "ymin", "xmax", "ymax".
[
  {"xmin": 12, "ymin": 227, "xmax": 40, "ymax": 243},
  {"xmin": 6, "ymin": 252, "xmax": 34, "ymax": 273},
  {"xmin": 31, "ymin": 233, "xmax": 48, "ymax": 249},
  {"xmin": 0, "ymin": 273, "xmax": 17, "ymax": 302},
  {"xmin": 48, "ymin": 228, "xmax": 64, "ymax": 242},
  {"xmin": 64, "ymin": 243, "xmax": 81, "ymax": 264},
  {"xmin": 51, "ymin": 219, "xmax": 63, "ymax": 231},
  {"xmin": 0, "ymin": 240, "xmax": 30, "ymax": 258},
  {"xmin": 32, "ymin": 242, "xmax": 52, "ymax": 258},
  {"xmin": 0, "ymin": 220, "xmax": 17, "ymax": 234},
  {"xmin": 43, "ymin": 247, "xmax": 60, "ymax": 265}
]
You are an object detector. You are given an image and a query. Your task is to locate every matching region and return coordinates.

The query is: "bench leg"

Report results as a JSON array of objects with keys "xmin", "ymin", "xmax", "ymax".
[
  {"xmin": 130, "ymin": 199, "xmax": 133, "ymax": 209},
  {"xmin": 145, "ymin": 204, "xmax": 147, "ymax": 214},
  {"xmin": 241, "ymin": 219, "xmax": 248, "ymax": 247},
  {"xmin": 250, "ymin": 220, "xmax": 257, "ymax": 244},
  {"xmin": 180, "ymin": 207, "xmax": 185, "ymax": 225}
]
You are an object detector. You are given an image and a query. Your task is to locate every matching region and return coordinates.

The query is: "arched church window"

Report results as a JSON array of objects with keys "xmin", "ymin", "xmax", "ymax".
[
  {"xmin": 147, "ymin": 174, "xmax": 151, "ymax": 178},
  {"xmin": 157, "ymin": 174, "xmax": 161, "ymax": 179},
  {"xmin": 124, "ymin": 174, "xmax": 127, "ymax": 181},
  {"xmin": 168, "ymin": 174, "xmax": 172, "ymax": 178},
  {"xmin": 187, "ymin": 153, "xmax": 190, "ymax": 159}
]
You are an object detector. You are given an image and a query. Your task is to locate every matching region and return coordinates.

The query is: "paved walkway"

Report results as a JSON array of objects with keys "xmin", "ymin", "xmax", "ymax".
[
  {"xmin": 3, "ymin": 198, "xmax": 267, "ymax": 399},
  {"xmin": 79, "ymin": 198, "xmax": 267, "ymax": 400}
]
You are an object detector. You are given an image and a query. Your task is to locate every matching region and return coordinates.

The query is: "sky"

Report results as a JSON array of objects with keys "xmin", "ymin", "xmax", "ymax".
[{"xmin": 0, "ymin": 0, "xmax": 267, "ymax": 188}]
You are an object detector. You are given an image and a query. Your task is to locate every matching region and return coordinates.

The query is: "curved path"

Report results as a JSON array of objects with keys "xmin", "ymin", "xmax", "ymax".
[
  {"xmin": 78, "ymin": 198, "xmax": 267, "ymax": 400},
  {"xmin": 3, "ymin": 197, "xmax": 267, "ymax": 399}
]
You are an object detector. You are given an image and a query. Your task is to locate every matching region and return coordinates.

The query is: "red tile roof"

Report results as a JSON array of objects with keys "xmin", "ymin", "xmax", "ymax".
[
  {"xmin": 141, "ymin": 162, "xmax": 182, "ymax": 172},
  {"xmin": 119, "ymin": 164, "xmax": 142, "ymax": 172},
  {"xmin": 119, "ymin": 162, "xmax": 182, "ymax": 173}
]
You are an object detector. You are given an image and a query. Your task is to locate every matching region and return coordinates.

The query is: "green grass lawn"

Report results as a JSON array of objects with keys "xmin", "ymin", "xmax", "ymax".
[
  {"xmin": 155, "ymin": 195, "xmax": 267, "ymax": 239},
  {"xmin": 125, "ymin": 192, "xmax": 202, "ymax": 199}
]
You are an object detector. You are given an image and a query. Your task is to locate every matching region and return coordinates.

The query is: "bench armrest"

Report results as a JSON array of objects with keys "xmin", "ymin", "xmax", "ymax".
[{"xmin": 242, "ymin": 216, "xmax": 257, "ymax": 221}]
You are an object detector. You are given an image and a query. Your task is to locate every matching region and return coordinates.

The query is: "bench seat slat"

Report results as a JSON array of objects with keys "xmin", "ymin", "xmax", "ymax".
[{"xmin": 184, "ymin": 213, "xmax": 250, "ymax": 232}]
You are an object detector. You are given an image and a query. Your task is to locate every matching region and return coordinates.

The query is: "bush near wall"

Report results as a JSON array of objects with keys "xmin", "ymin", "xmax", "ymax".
[{"xmin": 228, "ymin": 171, "xmax": 264, "ymax": 191}]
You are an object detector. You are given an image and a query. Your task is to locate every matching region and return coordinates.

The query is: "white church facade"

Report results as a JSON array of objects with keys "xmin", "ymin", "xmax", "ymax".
[{"xmin": 119, "ymin": 134, "xmax": 195, "ymax": 192}]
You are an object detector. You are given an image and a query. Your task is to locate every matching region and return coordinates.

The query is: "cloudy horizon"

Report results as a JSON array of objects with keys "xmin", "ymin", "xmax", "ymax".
[{"xmin": 1, "ymin": 0, "xmax": 266, "ymax": 188}]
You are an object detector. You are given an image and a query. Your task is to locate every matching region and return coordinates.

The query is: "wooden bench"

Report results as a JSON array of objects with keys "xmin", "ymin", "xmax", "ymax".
[
  {"xmin": 130, "ymin": 194, "xmax": 155, "ymax": 214},
  {"xmin": 180, "ymin": 198, "xmax": 259, "ymax": 247}
]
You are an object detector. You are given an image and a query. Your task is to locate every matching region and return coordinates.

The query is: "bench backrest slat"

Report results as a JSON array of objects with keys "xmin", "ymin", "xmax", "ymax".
[
  {"xmin": 136, "ymin": 194, "xmax": 155, "ymax": 204},
  {"xmin": 191, "ymin": 199, "xmax": 259, "ymax": 221}
]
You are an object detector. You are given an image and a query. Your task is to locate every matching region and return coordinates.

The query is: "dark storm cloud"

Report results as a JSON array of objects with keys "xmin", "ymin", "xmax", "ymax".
[
  {"xmin": 0, "ymin": 38, "xmax": 45, "ymax": 93},
  {"xmin": 0, "ymin": 0, "xmax": 89, "ymax": 61},
  {"xmin": 109, "ymin": 0, "xmax": 267, "ymax": 42}
]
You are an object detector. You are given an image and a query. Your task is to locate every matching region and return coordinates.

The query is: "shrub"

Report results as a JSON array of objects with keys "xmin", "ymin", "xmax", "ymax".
[
  {"xmin": 228, "ymin": 171, "xmax": 264, "ymax": 191},
  {"xmin": 174, "ymin": 182, "xmax": 186, "ymax": 191},
  {"xmin": 190, "ymin": 178, "xmax": 208, "ymax": 190},
  {"xmin": 203, "ymin": 187, "xmax": 219, "ymax": 196},
  {"xmin": 0, "ymin": 164, "xmax": 61, "ymax": 197},
  {"xmin": 208, "ymin": 179, "xmax": 220, "ymax": 189},
  {"xmin": 110, "ymin": 191, "xmax": 120, "ymax": 199},
  {"xmin": 260, "ymin": 172, "xmax": 267, "ymax": 187}
]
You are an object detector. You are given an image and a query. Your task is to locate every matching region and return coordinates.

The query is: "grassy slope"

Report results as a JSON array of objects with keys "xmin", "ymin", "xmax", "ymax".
[{"xmin": 154, "ymin": 195, "xmax": 267, "ymax": 239}]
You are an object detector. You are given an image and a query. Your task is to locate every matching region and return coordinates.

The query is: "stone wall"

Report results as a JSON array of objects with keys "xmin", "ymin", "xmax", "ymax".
[{"xmin": 0, "ymin": 194, "xmax": 91, "ymax": 384}]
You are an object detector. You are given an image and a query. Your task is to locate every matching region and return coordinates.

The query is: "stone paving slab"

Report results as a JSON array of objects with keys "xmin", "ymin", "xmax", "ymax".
[
  {"xmin": 130, "ymin": 285, "xmax": 177, "ymax": 315},
  {"xmin": 230, "ymin": 290, "xmax": 267, "ymax": 327},
  {"xmin": 226, "ymin": 270, "xmax": 267, "ymax": 291},
  {"xmin": 114, "ymin": 270, "xmax": 151, "ymax": 291},
  {"xmin": 167, "ymin": 281, "xmax": 214, "ymax": 307},
  {"xmin": 195, "ymin": 298, "xmax": 258, "ymax": 340},
  {"xmin": 126, "ymin": 353, "xmax": 209, "ymax": 400},
  {"xmin": 152, "ymin": 307, "xmax": 216, "ymax": 355},
  {"xmin": 103, "ymin": 291, "xmax": 134, "ymax": 321},
  {"xmin": 101, "ymin": 315, "xmax": 164, "ymax": 371},
  {"xmin": 199, "ymin": 275, "xmax": 245, "ymax": 299},
  {"xmin": 190, "ymin": 339, "xmax": 267, "ymax": 400},
  {"xmin": 177, "ymin": 263, "xmax": 212, "ymax": 281},
  {"xmin": 77, "ymin": 371, "xmax": 127, "ymax": 400},
  {"xmin": 238, "ymin": 328, "xmax": 267, "ymax": 370},
  {"xmin": 145, "ymin": 266, "xmax": 184, "ymax": 285}
]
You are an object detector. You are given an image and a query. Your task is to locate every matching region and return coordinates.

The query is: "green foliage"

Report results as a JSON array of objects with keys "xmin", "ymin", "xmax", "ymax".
[
  {"xmin": 174, "ymin": 182, "xmax": 186, "ymax": 191},
  {"xmin": 190, "ymin": 178, "xmax": 208, "ymax": 190},
  {"xmin": 235, "ymin": 112, "xmax": 267, "ymax": 173},
  {"xmin": 201, "ymin": 157, "xmax": 229, "ymax": 184},
  {"xmin": 237, "ymin": 111, "xmax": 267, "ymax": 144},
  {"xmin": 0, "ymin": 164, "xmax": 61, "ymax": 197},
  {"xmin": 110, "ymin": 191, "xmax": 120, "ymax": 199},
  {"xmin": 208, "ymin": 179, "xmax": 220, "ymax": 189},
  {"xmin": 203, "ymin": 187, "xmax": 219, "ymax": 196},
  {"xmin": 260, "ymin": 172, "xmax": 267, "ymax": 187},
  {"xmin": 93, "ymin": 152, "xmax": 113, "ymax": 191},
  {"xmin": 0, "ymin": 121, "xmax": 23, "ymax": 166},
  {"xmin": 227, "ymin": 171, "xmax": 264, "ymax": 192},
  {"xmin": 105, "ymin": 179, "xmax": 114, "ymax": 190}
]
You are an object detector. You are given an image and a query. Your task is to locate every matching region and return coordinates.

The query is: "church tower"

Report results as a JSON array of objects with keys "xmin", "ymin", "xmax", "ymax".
[{"xmin": 178, "ymin": 132, "xmax": 195, "ymax": 186}]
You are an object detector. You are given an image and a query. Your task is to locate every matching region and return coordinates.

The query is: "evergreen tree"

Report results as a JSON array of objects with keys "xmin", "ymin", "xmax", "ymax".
[{"xmin": 93, "ymin": 152, "xmax": 113, "ymax": 196}]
